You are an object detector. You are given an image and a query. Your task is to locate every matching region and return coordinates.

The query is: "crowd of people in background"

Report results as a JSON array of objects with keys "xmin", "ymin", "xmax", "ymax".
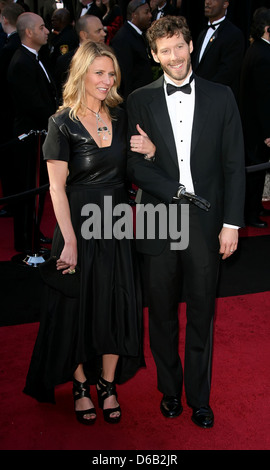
[{"xmin": 0, "ymin": 0, "xmax": 270, "ymax": 256}]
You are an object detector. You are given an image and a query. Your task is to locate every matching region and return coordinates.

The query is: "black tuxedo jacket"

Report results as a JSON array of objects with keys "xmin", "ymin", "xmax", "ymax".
[
  {"xmin": 239, "ymin": 38, "xmax": 270, "ymax": 163},
  {"xmin": 127, "ymin": 74, "xmax": 245, "ymax": 255},
  {"xmin": 192, "ymin": 18, "xmax": 245, "ymax": 98},
  {"xmin": 75, "ymin": 2, "xmax": 103, "ymax": 20},
  {"xmin": 151, "ymin": 2, "xmax": 177, "ymax": 21},
  {"xmin": 111, "ymin": 22, "xmax": 153, "ymax": 102},
  {"xmin": 7, "ymin": 45, "xmax": 57, "ymax": 135}
]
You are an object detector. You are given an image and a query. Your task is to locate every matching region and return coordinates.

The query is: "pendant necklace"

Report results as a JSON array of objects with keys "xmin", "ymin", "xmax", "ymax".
[{"xmin": 86, "ymin": 105, "xmax": 111, "ymax": 141}]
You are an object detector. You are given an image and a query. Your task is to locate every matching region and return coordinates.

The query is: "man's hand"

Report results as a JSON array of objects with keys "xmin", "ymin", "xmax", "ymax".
[{"xmin": 218, "ymin": 227, "xmax": 238, "ymax": 259}]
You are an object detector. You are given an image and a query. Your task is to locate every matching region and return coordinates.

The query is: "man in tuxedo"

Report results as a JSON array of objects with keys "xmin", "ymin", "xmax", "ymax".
[
  {"xmin": 0, "ymin": 2, "xmax": 24, "ymax": 217},
  {"xmin": 127, "ymin": 15, "xmax": 245, "ymax": 428},
  {"xmin": 192, "ymin": 0, "xmax": 245, "ymax": 99},
  {"xmin": 239, "ymin": 8, "xmax": 270, "ymax": 228},
  {"xmin": 111, "ymin": 0, "xmax": 153, "ymax": 102},
  {"xmin": 75, "ymin": 0, "xmax": 103, "ymax": 20},
  {"xmin": 7, "ymin": 12, "xmax": 58, "ymax": 255},
  {"xmin": 151, "ymin": 0, "xmax": 177, "ymax": 21}
]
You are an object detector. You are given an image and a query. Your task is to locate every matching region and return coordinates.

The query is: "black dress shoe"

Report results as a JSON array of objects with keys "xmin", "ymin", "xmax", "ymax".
[
  {"xmin": 191, "ymin": 406, "xmax": 214, "ymax": 428},
  {"xmin": 160, "ymin": 395, "xmax": 183, "ymax": 418},
  {"xmin": 246, "ymin": 217, "xmax": 268, "ymax": 228}
]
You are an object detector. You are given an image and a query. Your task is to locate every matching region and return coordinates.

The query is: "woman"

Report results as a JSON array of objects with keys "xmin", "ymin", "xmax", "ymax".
[
  {"xmin": 23, "ymin": 41, "xmax": 144, "ymax": 425},
  {"xmin": 101, "ymin": 0, "xmax": 123, "ymax": 44}
]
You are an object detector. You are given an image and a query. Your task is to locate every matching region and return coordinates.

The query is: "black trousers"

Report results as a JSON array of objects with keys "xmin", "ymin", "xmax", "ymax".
[{"xmin": 140, "ymin": 205, "xmax": 220, "ymax": 408}]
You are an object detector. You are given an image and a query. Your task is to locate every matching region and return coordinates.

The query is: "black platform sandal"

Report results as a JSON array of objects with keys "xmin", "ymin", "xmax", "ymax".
[
  {"xmin": 73, "ymin": 378, "xmax": 97, "ymax": 425},
  {"xmin": 96, "ymin": 376, "xmax": 121, "ymax": 424}
]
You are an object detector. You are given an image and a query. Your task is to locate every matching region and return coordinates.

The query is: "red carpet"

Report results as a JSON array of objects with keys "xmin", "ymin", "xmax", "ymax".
[{"xmin": 0, "ymin": 295, "xmax": 269, "ymax": 451}]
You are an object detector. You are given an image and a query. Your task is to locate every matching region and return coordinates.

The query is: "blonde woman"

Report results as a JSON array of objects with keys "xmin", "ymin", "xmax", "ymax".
[{"xmin": 24, "ymin": 41, "xmax": 144, "ymax": 425}]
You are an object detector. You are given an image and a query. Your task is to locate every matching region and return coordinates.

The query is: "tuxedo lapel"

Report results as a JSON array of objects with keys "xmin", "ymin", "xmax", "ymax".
[
  {"xmin": 191, "ymin": 77, "xmax": 212, "ymax": 156},
  {"xmin": 148, "ymin": 77, "xmax": 178, "ymax": 168}
]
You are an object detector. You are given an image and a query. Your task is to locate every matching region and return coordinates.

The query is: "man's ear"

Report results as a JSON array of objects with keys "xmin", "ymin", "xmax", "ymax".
[
  {"xmin": 151, "ymin": 50, "xmax": 160, "ymax": 64},
  {"xmin": 189, "ymin": 40, "xmax": 193, "ymax": 54},
  {"xmin": 79, "ymin": 30, "xmax": 87, "ymax": 41},
  {"xmin": 25, "ymin": 27, "xmax": 32, "ymax": 39}
]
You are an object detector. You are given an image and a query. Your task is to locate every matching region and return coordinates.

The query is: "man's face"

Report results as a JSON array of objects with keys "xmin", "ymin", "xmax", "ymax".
[
  {"xmin": 204, "ymin": 0, "xmax": 229, "ymax": 22},
  {"xmin": 133, "ymin": 3, "xmax": 152, "ymax": 31},
  {"xmin": 151, "ymin": 33, "xmax": 193, "ymax": 85},
  {"xmin": 30, "ymin": 16, "xmax": 49, "ymax": 49},
  {"xmin": 85, "ymin": 17, "xmax": 106, "ymax": 42}
]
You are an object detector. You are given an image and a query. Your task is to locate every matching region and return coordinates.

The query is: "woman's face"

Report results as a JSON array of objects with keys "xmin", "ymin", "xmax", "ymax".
[{"xmin": 84, "ymin": 56, "xmax": 115, "ymax": 102}]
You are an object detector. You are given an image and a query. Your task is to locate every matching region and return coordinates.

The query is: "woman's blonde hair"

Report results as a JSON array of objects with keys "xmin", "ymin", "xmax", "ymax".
[{"xmin": 60, "ymin": 40, "xmax": 123, "ymax": 120}]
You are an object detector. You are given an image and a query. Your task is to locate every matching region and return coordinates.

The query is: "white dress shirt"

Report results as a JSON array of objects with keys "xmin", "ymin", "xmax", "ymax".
[
  {"xmin": 163, "ymin": 71, "xmax": 238, "ymax": 228},
  {"xmin": 164, "ymin": 71, "xmax": 195, "ymax": 193},
  {"xmin": 80, "ymin": 2, "xmax": 93, "ymax": 16}
]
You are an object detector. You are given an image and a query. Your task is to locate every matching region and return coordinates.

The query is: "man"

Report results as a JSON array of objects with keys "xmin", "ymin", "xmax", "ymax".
[
  {"xmin": 111, "ymin": 0, "xmax": 153, "ymax": 102},
  {"xmin": 127, "ymin": 16, "xmax": 245, "ymax": 428},
  {"xmin": 7, "ymin": 12, "xmax": 58, "ymax": 255},
  {"xmin": 0, "ymin": 2, "xmax": 24, "ymax": 217},
  {"xmin": 48, "ymin": 7, "xmax": 79, "ymax": 66},
  {"xmin": 75, "ymin": 0, "xmax": 103, "ymax": 20},
  {"xmin": 239, "ymin": 8, "xmax": 270, "ymax": 228},
  {"xmin": 151, "ymin": 0, "xmax": 177, "ymax": 21},
  {"xmin": 55, "ymin": 14, "xmax": 106, "ymax": 101},
  {"xmin": 192, "ymin": 0, "xmax": 245, "ymax": 99}
]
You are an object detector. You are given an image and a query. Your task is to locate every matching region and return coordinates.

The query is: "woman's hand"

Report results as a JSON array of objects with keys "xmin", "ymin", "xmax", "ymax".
[
  {"xmin": 56, "ymin": 241, "xmax": 77, "ymax": 275},
  {"xmin": 130, "ymin": 124, "xmax": 156, "ymax": 159}
]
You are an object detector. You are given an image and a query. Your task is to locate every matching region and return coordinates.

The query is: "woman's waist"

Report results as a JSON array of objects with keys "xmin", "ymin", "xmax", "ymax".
[{"xmin": 66, "ymin": 181, "xmax": 125, "ymax": 193}]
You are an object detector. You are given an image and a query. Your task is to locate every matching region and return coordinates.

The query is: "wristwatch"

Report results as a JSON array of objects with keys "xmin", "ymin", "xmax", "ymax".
[
  {"xmin": 173, "ymin": 184, "xmax": 186, "ymax": 200},
  {"xmin": 143, "ymin": 153, "xmax": 155, "ymax": 162}
]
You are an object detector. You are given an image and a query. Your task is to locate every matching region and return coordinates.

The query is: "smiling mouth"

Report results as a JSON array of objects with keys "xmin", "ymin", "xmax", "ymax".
[{"xmin": 169, "ymin": 63, "xmax": 183, "ymax": 69}]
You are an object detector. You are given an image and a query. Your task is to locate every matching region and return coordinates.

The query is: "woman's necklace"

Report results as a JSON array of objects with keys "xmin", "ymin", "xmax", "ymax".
[{"xmin": 86, "ymin": 106, "xmax": 111, "ymax": 141}]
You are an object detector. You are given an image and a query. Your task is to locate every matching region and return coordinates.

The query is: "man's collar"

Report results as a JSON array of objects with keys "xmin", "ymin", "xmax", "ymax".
[
  {"xmin": 127, "ymin": 20, "xmax": 142, "ymax": 35},
  {"xmin": 164, "ymin": 70, "xmax": 193, "ymax": 87},
  {"xmin": 208, "ymin": 15, "xmax": 226, "ymax": 26},
  {"xmin": 261, "ymin": 37, "xmax": 270, "ymax": 45},
  {"xmin": 22, "ymin": 44, "xmax": 38, "ymax": 57}
]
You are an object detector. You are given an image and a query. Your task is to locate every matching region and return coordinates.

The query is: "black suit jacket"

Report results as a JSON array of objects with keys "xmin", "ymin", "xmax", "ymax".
[
  {"xmin": 0, "ymin": 32, "xmax": 21, "ymax": 143},
  {"xmin": 111, "ymin": 22, "xmax": 153, "ymax": 102},
  {"xmin": 7, "ymin": 45, "xmax": 58, "ymax": 135},
  {"xmin": 192, "ymin": 18, "xmax": 245, "ymax": 98},
  {"xmin": 126, "ymin": 74, "xmax": 246, "ymax": 255},
  {"xmin": 239, "ymin": 38, "xmax": 270, "ymax": 163}
]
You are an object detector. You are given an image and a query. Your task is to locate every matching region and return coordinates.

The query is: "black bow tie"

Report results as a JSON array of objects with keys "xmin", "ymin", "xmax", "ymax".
[
  {"xmin": 207, "ymin": 20, "xmax": 223, "ymax": 30},
  {"xmin": 166, "ymin": 75, "xmax": 194, "ymax": 96}
]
